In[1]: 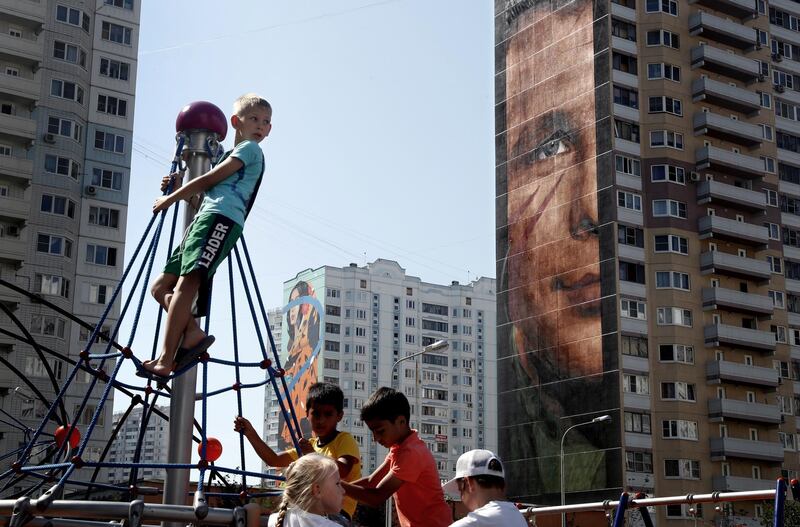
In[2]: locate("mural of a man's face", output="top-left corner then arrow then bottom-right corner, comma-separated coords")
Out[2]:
502,0 -> 602,380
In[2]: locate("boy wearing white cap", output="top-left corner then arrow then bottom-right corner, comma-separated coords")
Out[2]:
442,450 -> 528,526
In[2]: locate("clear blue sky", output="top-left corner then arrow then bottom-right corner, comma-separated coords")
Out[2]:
117,0 -> 494,475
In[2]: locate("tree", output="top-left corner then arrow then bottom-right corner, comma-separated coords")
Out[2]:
759,500 -> 800,526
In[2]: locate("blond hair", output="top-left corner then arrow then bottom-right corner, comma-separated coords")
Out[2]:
274,454 -> 338,527
233,93 -> 271,116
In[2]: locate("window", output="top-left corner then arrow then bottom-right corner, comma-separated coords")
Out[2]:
44,155 -> 80,180
88,284 -> 108,305
624,411 -> 651,434
422,303 -> 448,316
612,52 -> 638,74
646,29 -> 679,48
762,124 -> 774,141
56,5 -> 90,31
770,290 -> 786,309
766,189 -> 779,206
619,261 -> 646,284
626,451 -> 653,473
780,432 -> 797,451
617,190 -> 642,211
613,85 -> 639,109
104,0 -> 133,9
37,234 -> 72,257
621,335 -> 648,357
53,41 -> 86,68
648,96 -> 682,116
624,374 -> 649,394
34,274 -> 70,298
94,131 -> 125,153
774,69 -> 796,90
778,131 -> 800,153
324,340 -> 340,352
422,319 -> 448,332
97,95 -> 127,117
40,195 -> 76,219
612,18 -> 637,41
657,307 -> 692,327
47,117 -> 82,142
647,63 -> 680,82
649,130 -> 683,149
662,419 -> 698,440
324,358 -> 340,370
615,154 -> 641,177
101,21 -> 132,45
614,119 -> 640,143
621,298 -> 647,319
655,271 -> 689,290
50,79 -> 84,104
661,381 -> 696,401
659,344 -> 694,364
772,324 -> 788,343
88,206 -> 120,228
99,57 -> 130,81
766,222 -> 780,240
664,459 -> 700,479
618,225 -> 644,247
646,0 -> 677,15
650,164 -> 685,184
767,255 -> 783,274
653,234 -> 688,254
652,199 -> 687,218
31,314 -> 66,338
85,244 -> 118,266
92,168 -> 123,190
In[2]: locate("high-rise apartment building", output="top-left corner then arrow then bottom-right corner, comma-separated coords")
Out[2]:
261,307 -> 282,477
107,405 -> 169,483
263,259 -> 496,484
496,0 -> 800,523
0,0 -> 139,488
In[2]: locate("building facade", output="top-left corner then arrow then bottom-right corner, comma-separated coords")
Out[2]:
263,259 -> 497,484
107,405 -> 169,483
0,0 -> 139,490
496,0 -> 800,523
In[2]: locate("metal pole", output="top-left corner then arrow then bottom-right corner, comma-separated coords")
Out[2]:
163,130 -> 213,527
560,415 -> 611,527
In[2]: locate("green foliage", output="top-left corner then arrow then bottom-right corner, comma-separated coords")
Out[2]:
759,500 -> 800,527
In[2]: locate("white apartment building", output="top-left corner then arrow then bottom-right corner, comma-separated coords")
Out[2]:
107,405 -> 169,483
263,259 -> 497,483
0,0 -> 140,489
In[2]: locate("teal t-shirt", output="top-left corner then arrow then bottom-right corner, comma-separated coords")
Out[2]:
198,139 -> 264,226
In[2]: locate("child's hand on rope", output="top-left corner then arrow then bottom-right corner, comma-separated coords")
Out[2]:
153,195 -> 174,214
160,171 -> 182,193
233,416 -> 255,437
298,437 -> 314,454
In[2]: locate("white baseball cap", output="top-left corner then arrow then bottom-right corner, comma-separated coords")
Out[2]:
442,449 -> 505,496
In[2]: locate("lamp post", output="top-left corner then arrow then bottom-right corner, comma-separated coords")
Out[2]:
560,414 -> 611,527
385,339 -> 448,527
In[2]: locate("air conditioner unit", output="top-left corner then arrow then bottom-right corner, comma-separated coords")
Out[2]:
5,225 -> 19,237
758,74 -> 766,82
776,85 -> 786,93
773,52 -> 783,62
85,185 -> 97,196
690,171 -> 700,182
43,133 -> 55,144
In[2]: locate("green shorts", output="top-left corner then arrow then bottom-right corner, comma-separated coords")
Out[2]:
164,212 -> 242,280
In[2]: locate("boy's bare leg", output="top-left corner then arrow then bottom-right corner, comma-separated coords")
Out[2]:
144,271 -> 203,376
149,273 -> 207,351
243,503 -> 263,527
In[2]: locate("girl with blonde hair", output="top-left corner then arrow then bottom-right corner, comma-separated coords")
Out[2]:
268,454 -> 345,527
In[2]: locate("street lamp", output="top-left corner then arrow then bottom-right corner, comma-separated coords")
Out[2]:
560,414 -> 611,527
386,339 -> 448,527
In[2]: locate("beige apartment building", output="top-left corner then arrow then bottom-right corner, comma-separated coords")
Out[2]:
496,0 -> 800,524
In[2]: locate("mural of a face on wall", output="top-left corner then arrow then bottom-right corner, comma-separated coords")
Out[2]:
497,0 -> 618,501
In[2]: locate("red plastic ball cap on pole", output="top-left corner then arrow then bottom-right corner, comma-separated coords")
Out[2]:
54,425 -> 80,449
175,101 -> 228,140
198,437 -> 223,462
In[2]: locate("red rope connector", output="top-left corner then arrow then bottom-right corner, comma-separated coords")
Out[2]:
144,385 -> 153,396
275,368 -> 285,377
11,462 -> 22,474
232,382 -> 241,392
129,485 -> 138,497
121,347 -> 133,359
259,359 -> 272,369
79,349 -> 89,360
239,490 -> 248,502
70,455 -> 84,469
96,368 -> 109,382
200,352 -> 210,363
197,459 -> 209,470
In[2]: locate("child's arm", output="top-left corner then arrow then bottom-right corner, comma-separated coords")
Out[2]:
233,416 -> 294,468
153,156 -> 244,213
350,456 -> 390,487
335,455 -> 358,479
341,469 -> 404,508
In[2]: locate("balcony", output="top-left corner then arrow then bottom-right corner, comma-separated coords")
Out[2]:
700,251 -> 771,281
0,33 -> 42,67
704,323 -> 776,352
706,359 -> 780,387
692,77 -> 761,114
0,114 -> 35,141
0,73 -> 39,104
696,180 -> 766,211
0,0 -> 45,23
708,398 -> 781,424
689,0 -> 758,19
713,476 -> 780,492
689,12 -> 758,49
702,287 -> 773,316
691,45 -> 761,82
693,112 -> 763,147
710,437 -> 784,461
0,236 -> 25,266
0,156 -> 32,184
0,196 -> 29,222
698,215 -> 769,246
696,146 -> 765,178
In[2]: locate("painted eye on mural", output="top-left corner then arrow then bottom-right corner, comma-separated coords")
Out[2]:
535,131 -> 572,161
571,217 -> 599,241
